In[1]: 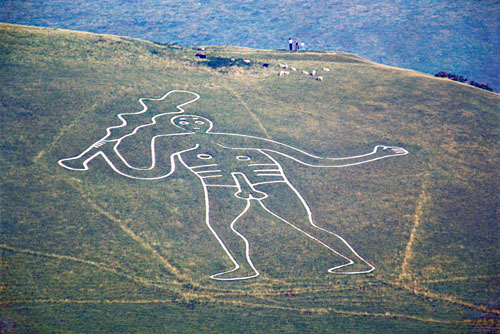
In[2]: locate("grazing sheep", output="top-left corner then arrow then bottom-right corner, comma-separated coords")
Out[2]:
302,70 -> 309,75
316,76 -> 323,81
290,67 -> 297,71
322,67 -> 330,72
278,71 -> 290,76
243,59 -> 251,63
310,70 -> 316,76
279,63 -> 289,69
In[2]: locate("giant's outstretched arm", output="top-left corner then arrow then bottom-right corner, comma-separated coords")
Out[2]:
216,133 -> 408,167
58,138 -> 198,180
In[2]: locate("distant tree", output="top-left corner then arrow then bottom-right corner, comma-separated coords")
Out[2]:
435,72 -> 493,92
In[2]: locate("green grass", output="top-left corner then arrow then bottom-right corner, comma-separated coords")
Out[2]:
1,23 -> 499,333
2,0 -> 499,91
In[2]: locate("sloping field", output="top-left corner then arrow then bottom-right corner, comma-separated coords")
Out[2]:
1,24 -> 499,333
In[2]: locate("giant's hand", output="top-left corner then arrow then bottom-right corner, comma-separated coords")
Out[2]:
374,145 -> 408,157
58,140 -> 111,171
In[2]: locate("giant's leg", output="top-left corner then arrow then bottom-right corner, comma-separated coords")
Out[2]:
204,186 -> 260,280
256,182 -> 375,274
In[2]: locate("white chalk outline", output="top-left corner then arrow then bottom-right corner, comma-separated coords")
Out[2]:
58,90 -> 200,172
58,90 -> 408,281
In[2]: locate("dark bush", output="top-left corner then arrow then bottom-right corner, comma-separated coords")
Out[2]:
469,80 -> 493,91
200,57 -> 253,70
435,72 -> 493,92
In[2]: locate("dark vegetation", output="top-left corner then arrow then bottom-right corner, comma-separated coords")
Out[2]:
435,72 -> 494,92
203,56 -> 252,69
468,80 -> 494,92
1,24 -> 499,333
194,52 -> 268,71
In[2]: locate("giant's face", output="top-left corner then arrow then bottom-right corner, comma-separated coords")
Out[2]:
171,115 -> 213,133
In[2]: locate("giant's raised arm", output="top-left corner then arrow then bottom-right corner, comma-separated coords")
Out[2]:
215,133 -> 408,167
101,90 -> 200,142
58,136 -> 198,180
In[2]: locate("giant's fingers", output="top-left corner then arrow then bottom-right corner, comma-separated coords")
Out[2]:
391,148 -> 408,155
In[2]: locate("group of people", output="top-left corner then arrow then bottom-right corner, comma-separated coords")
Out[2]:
288,37 -> 305,51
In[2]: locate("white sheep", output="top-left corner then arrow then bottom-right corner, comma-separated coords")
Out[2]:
243,59 -> 251,63
278,63 -> 289,69
310,70 -> 316,76
302,70 -> 309,75
278,71 -> 290,76
290,67 -> 297,71
316,76 -> 323,81
322,67 -> 330,72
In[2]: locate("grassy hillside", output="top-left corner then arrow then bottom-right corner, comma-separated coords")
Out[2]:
2,0 -> 499,92
1,24 -> 499,333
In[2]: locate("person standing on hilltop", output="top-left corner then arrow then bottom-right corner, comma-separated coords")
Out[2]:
288,37 -> 293,51
300,41 -> 305,51
295,41 -> 299,52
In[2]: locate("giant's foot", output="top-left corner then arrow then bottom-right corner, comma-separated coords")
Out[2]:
210,266 -> 259,281
328,260 -> 375,275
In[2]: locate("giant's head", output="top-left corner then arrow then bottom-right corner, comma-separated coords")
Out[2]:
171,115 -> 213,133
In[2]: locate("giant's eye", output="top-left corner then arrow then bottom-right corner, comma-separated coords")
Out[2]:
179,121 -> 189,125
195,121 -> 205,125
